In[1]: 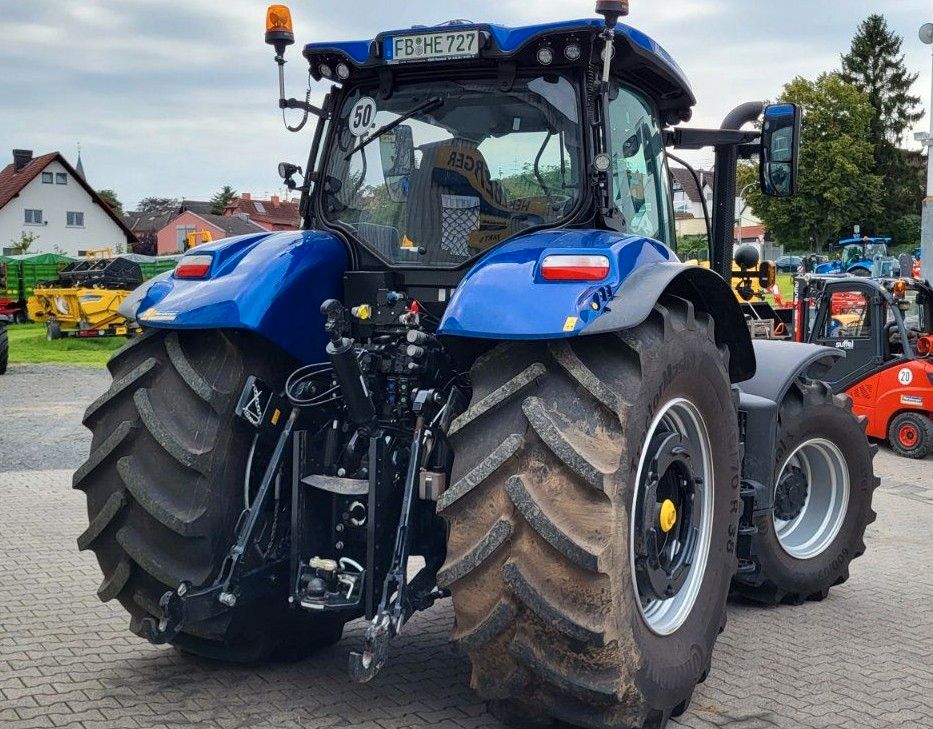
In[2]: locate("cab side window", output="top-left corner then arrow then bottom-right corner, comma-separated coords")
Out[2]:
607,86 -> 672,245
823,291 -> 872,339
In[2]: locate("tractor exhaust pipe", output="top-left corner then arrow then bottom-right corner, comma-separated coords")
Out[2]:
710,102 -> 764,282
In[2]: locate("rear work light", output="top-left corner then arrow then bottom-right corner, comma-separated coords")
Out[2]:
541,254 -> 611,281
175,254 -> 213,279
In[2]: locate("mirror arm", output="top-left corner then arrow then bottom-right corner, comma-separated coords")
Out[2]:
666,127 -> 760,150
280,98 -> 329,119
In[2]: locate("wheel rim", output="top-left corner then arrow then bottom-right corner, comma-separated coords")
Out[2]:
898,424 -> 919,449
631,398 -> 714,636
773,439 -> 849,560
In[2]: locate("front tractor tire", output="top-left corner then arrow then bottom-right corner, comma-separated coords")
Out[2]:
732,382 -> 878,605
439,298 -> 741,728
75,328 -> 345,661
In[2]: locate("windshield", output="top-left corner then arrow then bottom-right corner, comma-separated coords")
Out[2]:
889,288 -> 931,333
321,75 -> 584,267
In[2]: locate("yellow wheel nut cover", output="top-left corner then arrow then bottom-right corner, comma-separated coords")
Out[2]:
659,499 -> 677,533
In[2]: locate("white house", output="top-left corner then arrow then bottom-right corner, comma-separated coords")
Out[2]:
0,149 -> 135,257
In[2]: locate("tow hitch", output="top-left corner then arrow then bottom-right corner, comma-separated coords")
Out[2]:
349,389 -> 448,682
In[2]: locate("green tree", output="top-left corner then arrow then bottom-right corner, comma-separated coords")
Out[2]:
97,189 -> 123,215
841,14 -> 922,146
210,185 -> 238,214
11,231 -> 39,254
841,14 -> 924,227
136,197 -> 178,215
741,73 -> 882,252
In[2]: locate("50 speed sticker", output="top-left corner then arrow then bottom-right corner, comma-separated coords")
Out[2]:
348,97 -> 377,137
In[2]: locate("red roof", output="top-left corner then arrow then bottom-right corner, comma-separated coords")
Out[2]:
224,193 -> 299,230
735,224 -> 766,240
0,152 -> 136,243
0,152 -> 58,210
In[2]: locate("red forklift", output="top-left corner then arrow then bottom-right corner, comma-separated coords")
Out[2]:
793,274 -> 933,458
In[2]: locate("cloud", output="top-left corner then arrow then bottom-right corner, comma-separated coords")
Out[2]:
1,0 -> 929,207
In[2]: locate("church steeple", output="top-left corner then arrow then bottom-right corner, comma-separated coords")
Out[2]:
75,142 -> 85,180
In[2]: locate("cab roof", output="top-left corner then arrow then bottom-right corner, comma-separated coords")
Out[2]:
304,18 -> 695,125
838,237 -> 892,246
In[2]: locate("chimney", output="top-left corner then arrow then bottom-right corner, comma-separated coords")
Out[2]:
271,195 -> 280,208
241,192 -> 251,201
12,149 -> 33,172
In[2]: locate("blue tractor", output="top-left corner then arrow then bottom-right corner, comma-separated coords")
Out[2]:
816,236 -> 901,277
78,3 -> 878,726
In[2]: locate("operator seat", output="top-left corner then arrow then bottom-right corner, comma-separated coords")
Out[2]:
404,139 -> 515,264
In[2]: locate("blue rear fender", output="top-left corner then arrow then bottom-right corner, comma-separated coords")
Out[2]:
438,229 -> 755,381
134,230 -> 347,364
438,229 -> 675,338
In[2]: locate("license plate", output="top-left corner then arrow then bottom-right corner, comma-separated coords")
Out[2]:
386,30 -> 479,64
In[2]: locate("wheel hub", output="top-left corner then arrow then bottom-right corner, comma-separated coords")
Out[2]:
634,431 -> 700,603
774,466 -> 809,521
898,424 -> 919,448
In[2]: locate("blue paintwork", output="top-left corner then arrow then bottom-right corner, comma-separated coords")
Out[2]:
837,237 -> 891,246
438,229 -> 676,339
305,19 -> 691,101
135,231 -> 347,364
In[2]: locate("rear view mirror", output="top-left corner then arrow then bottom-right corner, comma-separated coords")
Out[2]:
760,103 -> 801,198
380,124 -> 415,203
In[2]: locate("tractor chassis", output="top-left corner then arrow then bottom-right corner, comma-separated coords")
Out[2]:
141,375 -> 450,681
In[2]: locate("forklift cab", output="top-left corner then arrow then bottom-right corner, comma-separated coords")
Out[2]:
803,276 -> 933,390
809,279 -> 884,389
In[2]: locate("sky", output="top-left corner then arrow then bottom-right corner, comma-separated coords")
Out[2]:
1,0 -> 930,210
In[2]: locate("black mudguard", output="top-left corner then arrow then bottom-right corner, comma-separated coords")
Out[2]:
737,340 -> 844,497
586,263 -> 756,383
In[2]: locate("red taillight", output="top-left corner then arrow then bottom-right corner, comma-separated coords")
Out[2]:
541,254 -> 610,281
175,254 -> 213,279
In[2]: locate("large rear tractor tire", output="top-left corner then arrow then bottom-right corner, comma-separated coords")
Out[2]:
439,298 -> 741,728
0,324 -> 8,375
75,328 -> 346,661
732,382 -> 878,605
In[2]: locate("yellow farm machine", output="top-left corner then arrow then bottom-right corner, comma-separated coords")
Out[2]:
28,257 -> 146,340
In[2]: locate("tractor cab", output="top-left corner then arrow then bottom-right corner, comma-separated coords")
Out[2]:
267,3 -> 798,304
795,274 -> 933,389
290,15 -> 693,278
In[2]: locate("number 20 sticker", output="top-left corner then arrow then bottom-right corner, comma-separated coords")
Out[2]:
898,368 -> 913,386
348,97 -> 377,137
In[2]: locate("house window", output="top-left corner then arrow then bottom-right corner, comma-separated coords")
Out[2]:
66,211 -> 85,227
56,172 -> 68,185
176,225 -> 197,252
24,209 -> 43,225
41,172 -> 53,184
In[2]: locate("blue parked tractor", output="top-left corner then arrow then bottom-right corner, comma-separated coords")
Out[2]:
816,236 -> 901,277
77,3 -> 878,726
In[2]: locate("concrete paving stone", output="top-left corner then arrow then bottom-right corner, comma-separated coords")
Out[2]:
1,418 -> 932,729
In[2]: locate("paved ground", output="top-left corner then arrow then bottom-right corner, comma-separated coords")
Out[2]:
0,364 -> 105,473
1,363 -> 932,728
